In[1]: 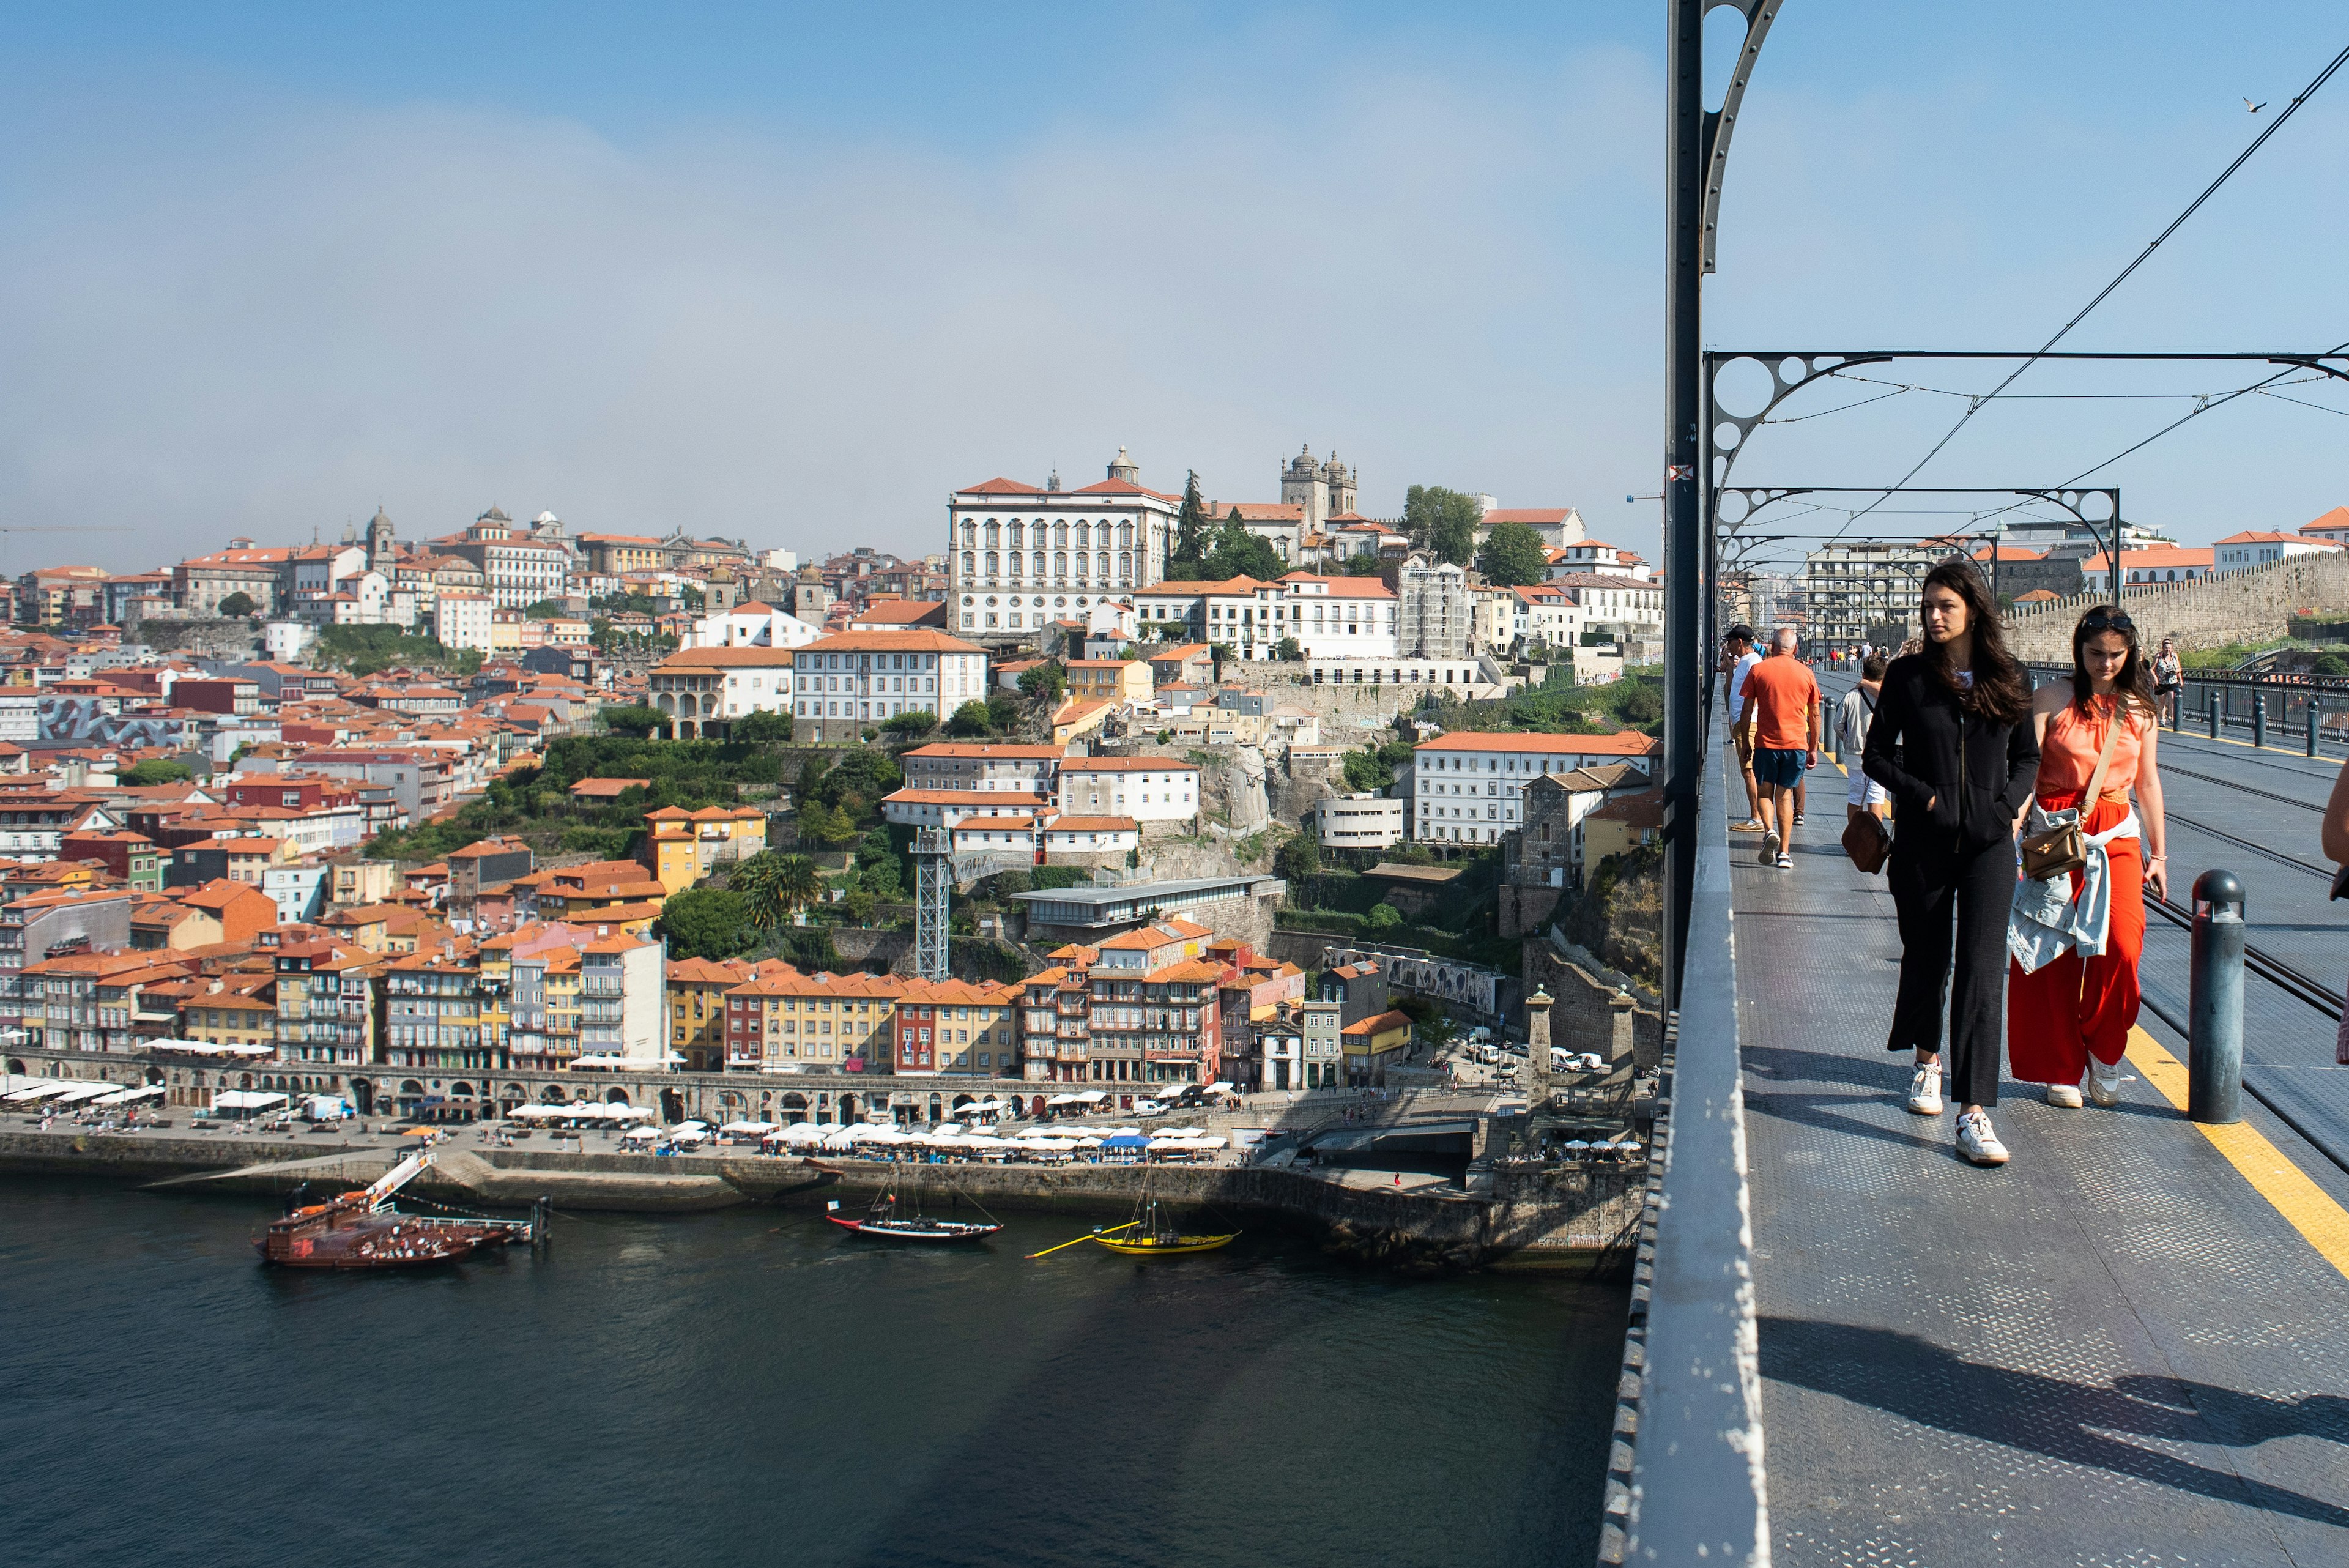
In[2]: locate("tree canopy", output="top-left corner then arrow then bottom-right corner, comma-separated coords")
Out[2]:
658,888 -> 757,960
120,757 -> 194,786
1405,485 -> 1483,566
1175,469 -> 1209,564
1475,521 -> 1549,587
217,592 -> 256,619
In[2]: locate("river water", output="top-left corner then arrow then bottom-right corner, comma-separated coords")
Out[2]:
0,1181 -> 1623,1568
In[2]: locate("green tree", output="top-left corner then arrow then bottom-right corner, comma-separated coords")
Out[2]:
2315,653 -> 2349,676
1017,660 -> 1067,701
946,700 -> 994,737
217,592 -> 256,619
1174,469 -> 1210,565
1404,485 -> 1483,565
730,708 -> 793,748
1342,748 -> 1394,793
600,704 -> 666,737
841,888 -> 878,926
657,888 -> 756,960
1367,902 -> 1403,930
119,757 -> 195,785
1206,516 -> 1283,582
1343,549 -> 1384,575
737,852 -> 823,929
521,598 -> 566,618
880,708 -> 937,739
1475,521 -> 1549,587
1275,827 -> 1321,883
1272,636 -> 1302,661
795,800 -> 859,849
984,690 -> 1021,732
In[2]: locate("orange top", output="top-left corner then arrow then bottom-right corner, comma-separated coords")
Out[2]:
1742,655 -> 1820,751
2036,694 -> 2149,807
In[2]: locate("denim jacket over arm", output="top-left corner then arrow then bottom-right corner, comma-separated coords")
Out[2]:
1861,653 -> 2039,851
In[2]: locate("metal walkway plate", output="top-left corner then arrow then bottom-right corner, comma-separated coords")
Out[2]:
1732,748 -> 2349,1567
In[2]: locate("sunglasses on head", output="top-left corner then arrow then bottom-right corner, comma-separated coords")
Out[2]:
2080,609 -> 2135,634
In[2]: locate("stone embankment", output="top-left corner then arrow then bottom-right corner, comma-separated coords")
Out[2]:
1,1128 -> 1638,1273
2003,550 -> 2349,661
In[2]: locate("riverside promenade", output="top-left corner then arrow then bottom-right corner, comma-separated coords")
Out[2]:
1614,737 -> 2349,1565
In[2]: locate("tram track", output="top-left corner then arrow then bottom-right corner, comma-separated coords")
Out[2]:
2161,808 -> 2334,880
2144,893 -> 2341,1020
2156,762 -> 2325,813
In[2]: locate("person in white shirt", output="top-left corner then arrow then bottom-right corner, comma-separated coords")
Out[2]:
1724,624 -> 1764,830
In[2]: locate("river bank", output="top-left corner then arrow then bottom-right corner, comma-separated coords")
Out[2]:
0,1125 -> 1641,1274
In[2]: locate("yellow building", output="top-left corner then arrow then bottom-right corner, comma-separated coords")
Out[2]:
179,975 -> 281,1051
642,805 -> 770,894
666,955 -> 784,1072
1582,788 -> 1664,866
722,968 -> 902,1071
1063,659 -> 1152,708
1340,1008 -> 1412,1087
1051,699 -> 1112,746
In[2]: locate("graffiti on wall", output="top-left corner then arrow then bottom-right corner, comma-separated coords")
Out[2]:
37,696 -> 190,749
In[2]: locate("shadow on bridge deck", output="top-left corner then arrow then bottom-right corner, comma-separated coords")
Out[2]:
1735,740 -> 2349,1565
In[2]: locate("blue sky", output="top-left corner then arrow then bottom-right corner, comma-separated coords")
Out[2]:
2,3 -> 2344,573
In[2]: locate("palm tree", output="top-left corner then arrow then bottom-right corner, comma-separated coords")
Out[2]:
773,854 -> 823,927
737,852 -> 822,931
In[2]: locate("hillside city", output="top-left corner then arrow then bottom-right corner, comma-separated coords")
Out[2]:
6,444 -> 2342,1128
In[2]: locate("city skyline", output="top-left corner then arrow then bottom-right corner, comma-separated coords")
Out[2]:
4,4 -> 2347,573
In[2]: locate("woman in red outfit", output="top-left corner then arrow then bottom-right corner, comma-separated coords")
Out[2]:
2009,606 -> 2168,1106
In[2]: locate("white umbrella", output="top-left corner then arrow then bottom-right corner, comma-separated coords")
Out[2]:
933,1123 -> 965,1136
672,1121 -> 710,1135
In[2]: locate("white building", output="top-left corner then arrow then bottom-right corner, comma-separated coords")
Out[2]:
898,743 -> 1063,797
949,450 -> 1182,642
1411,731 -> 1659,845
650,645 -> 799,738
434,593 -> 495,653
687,602 -> 823,651
1510,587 -> 1586,651
263,622 -> 316,662
1804,540 -> 1950,648
1132,573 -> 1397,661
881,790 -> 1056,830
579,935 -> 667,1069
261,862 -> 330,924
1055,757 -> 1201,823
1317,793 -> 1405,850
1546,573 -> 1664,637
1397,554 -> 1471,659
792,630 -> 990,745
1545,540 -> 1652,581
2082,546 -> 2217,593
1474,507 -> 1586,550
2213,531 -> 2339,571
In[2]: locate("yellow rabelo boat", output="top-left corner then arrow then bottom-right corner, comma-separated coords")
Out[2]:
1029,1194 -> 1237,1259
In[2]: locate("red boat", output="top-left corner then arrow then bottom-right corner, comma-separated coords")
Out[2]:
256,1151 -> 536,1269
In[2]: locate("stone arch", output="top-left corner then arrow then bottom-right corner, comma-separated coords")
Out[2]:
659,1088 -> 684,1123
5,1058 -> 24,1076
838,1093 -> 858,1123
239,1074 -> 255,1090
352,1080 -> 376,1115
540,1084 -> 570,1103
928,1093 -> 944,1123
604,1088 -> 630,1106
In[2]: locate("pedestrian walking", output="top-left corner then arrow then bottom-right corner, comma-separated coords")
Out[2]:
1862,559 -> 2039,1166
1724,625 -> 1765,831
1739,628 -> 1822,870
1838,653 -> 1892,825
2151,637 -> 2182,726
2007,606 -> 2167,1106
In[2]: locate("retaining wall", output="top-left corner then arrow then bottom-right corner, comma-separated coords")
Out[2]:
2003,552 -> 2349,661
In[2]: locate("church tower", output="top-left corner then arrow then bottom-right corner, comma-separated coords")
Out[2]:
1107,446 -> 1140,485
1321,451 -> 1358,516
366,507 -> 398,572
1280,445 -> 1330,530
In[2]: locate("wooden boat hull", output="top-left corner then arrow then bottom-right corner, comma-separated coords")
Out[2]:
1092,1232 -> 1239,1255
828,1214 -> 1000,1242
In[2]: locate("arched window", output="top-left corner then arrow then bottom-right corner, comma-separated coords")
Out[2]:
1008,552 -> 1023,578
1118,521 -> 1133,549
1033,551 -> 1046,578
984,552 -> 998,578
984,520 -> 1000,548
1073,553 -> 1088,580
1096,552 -> 1110,579
960,520 -> 975,548
961,552 -> 975,578
1053,521 -> 1068,548
1053,552 -> 1067,579
1118,552 -> 1132,581
1008,520 -> 1024,548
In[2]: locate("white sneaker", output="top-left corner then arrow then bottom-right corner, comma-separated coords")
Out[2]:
1906,1062 -> 1944,1116
1956,1110 -> 2009,1165
2087,1057 -> 2126,1107
1762,830 -> 1781,857
2046,1080 -> 2084,1109
1775,852 -> 1793,871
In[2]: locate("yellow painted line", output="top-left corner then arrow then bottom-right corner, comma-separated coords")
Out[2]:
2123,1025 -> 2349,1282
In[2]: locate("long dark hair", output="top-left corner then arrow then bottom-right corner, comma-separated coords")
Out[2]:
2069,604 -> 2158,720
1920,557 -> 2030,723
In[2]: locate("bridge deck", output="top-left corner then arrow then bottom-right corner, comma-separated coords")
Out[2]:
1735,742 -> 2349,1566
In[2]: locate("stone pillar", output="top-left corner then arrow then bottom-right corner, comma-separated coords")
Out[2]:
1524,986 -> 1553,1113
1609,989 -> 1636,1065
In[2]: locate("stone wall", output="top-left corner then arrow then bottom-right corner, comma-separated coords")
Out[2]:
1521,943 -> 1664,1071
2003,552 -> 2349,661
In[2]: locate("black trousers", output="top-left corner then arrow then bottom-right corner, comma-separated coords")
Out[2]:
1884,829 -> 2014,1108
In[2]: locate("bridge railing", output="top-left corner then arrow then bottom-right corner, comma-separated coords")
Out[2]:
1602,746 -> 1767,1564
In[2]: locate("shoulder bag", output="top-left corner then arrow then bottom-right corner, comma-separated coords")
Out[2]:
1839,689 -> 1889,874
2018,707 -> 2123,882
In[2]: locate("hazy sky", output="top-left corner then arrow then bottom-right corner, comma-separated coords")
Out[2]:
3,2 -> 2345,576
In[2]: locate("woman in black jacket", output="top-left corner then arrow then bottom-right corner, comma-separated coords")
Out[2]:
1861,559 -> 2039,1166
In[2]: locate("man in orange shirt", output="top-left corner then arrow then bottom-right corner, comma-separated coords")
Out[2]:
1737,627 -> 1821,869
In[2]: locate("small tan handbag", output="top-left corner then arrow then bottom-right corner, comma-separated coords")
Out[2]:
2019,709 -> 2123,881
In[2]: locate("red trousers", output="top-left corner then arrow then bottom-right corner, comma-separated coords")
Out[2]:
2009,795 -> 2142,1082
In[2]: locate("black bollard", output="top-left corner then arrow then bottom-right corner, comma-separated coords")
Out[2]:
1822,696 -> 1836,763
2309,703 -> 2321,759
2208,696 -> 2221,740
2188,869 -> 2245,1126
2252,694 -> 2266,750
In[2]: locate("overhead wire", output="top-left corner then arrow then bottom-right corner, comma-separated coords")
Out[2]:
1823,36 -> 2349,538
